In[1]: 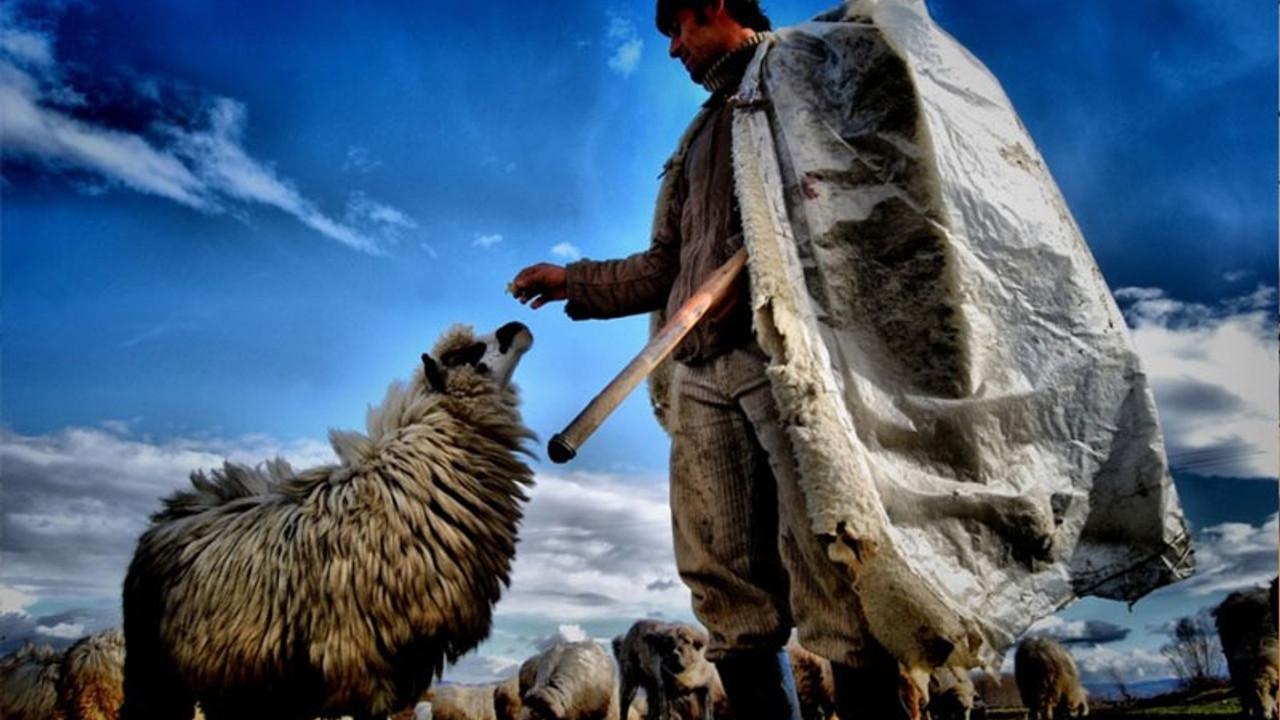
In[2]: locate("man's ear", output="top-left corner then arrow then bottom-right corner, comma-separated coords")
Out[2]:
422,353 -> 446,393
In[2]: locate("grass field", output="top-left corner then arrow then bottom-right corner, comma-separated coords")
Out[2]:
987,686 -> 1242,718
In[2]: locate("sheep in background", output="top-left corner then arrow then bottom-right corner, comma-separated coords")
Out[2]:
925,667 -> 976,720
785,642 -> 835,720
121,322 -> 536,720
1014,637 -> 1088,719
425,683 -> 504,720
614,620 -> 714,720
495,673 -> 523,720
1214,581 -> 1279,720
0,642 -> 65,720
58,628 -> 126,720
519,641 -> 617,720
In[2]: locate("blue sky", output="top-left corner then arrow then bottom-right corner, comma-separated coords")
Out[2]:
1,0 -> 1276,692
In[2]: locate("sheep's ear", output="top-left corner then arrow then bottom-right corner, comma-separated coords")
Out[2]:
422,353 -> 446,393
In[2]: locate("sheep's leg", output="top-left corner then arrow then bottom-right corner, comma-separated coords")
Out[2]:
618,679 -> 637,720
644,658 -> 667,720
696,686 -> 713,720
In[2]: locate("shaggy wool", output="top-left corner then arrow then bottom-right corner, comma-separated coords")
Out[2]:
122,323 -> 535,720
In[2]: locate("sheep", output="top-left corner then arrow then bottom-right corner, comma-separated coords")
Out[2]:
58,628 -> 126,720
494,673 -> 524,720
0,641 -> 65,720
425,682 -> 504,720
785,642 -> 835,720
518,641 -> 617,720
121,321 -> 537,720
925,667 -> 976,720
1013,637 -> 1088,720
614,620 -> 714,720
1214,581 -> 1279,720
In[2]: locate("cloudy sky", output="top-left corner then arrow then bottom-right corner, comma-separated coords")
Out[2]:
2,0 -> 1276,692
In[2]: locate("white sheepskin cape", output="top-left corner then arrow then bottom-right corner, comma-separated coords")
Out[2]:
652,0 -> 1195,672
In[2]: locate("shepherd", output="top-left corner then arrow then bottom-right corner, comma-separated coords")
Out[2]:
511,2 -> 1194,718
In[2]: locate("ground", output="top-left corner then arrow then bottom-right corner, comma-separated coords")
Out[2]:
987,685 -> 1242,718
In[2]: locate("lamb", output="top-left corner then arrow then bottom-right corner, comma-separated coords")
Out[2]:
58,628 -> 126,720
1013,637 -> 1088,720
614,620 -> 715,720
519,641 -> 617,720
1214,580 -> 1279,720
0,641 -> 64,720
121,321 -> 537,720
925,667 -> 976,720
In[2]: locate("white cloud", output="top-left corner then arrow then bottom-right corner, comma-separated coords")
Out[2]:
343,146 -> 383,174
1071,644 -> 1177,686
551,242 -> 582,261
38,622 -> 86,640
0,586 -> 36,614
607,14 -> 643,76
1117,286 -> 1278,478
501,472 -> 688,622
1173,513 -> 1278,597
474,233 -> 504,249
0,425 -> 334,606
0,427 -> 686,661
0,9 -> 412,254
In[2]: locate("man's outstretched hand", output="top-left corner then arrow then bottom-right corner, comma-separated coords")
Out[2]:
509,263 -> 568,310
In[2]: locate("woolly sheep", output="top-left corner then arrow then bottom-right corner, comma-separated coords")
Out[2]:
58,628 -> 126,720
519,641 -> 617,720
614,619 -> 714,720
1214,581 -> 1279,720
1013,637 -> 1087,720
121,322 -> 536,720
425,682 -> 504,720
494,672 -> 523,720
0,642 -> 64,720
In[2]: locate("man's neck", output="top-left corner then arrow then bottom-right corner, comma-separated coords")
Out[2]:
700,31 -> 768,94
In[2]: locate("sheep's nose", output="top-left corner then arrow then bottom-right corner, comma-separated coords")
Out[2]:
496,321 -> 532,353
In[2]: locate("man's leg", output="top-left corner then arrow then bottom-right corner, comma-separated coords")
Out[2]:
728,347 -> 912,720
668,357 -> 800,720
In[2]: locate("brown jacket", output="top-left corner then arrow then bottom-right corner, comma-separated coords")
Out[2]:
563,43 -> 760,364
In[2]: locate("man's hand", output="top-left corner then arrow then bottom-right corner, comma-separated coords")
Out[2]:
509,263 -> 568,310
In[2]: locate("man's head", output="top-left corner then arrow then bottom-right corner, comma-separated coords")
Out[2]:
656,0 -> 771,83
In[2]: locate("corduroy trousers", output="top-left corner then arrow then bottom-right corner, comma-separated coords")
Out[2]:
668,343 -> 880,666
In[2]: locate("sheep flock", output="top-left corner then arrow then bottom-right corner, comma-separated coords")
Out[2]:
4,319 -> 1275,720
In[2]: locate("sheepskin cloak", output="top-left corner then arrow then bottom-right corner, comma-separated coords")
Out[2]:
650,0 -> 1194,671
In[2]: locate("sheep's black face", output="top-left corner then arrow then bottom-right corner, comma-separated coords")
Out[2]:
422,321 -> 533,393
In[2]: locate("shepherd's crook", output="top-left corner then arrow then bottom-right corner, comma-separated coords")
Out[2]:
548,247 -> 748,463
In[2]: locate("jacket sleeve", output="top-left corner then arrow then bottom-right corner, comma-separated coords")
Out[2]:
563,191 -> 682,321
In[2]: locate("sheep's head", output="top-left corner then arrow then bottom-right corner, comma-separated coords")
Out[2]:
651,624 -> 708,676
422,321 -> 533,396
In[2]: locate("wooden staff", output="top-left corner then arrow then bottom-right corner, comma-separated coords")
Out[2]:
548,247 -> 748,463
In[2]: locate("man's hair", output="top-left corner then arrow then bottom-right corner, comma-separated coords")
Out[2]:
655,0 -> 772,35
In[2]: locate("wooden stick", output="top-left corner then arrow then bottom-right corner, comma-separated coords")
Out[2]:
548,247 -> 748,463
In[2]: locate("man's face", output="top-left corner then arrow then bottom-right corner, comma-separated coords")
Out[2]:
666,6 -> 734,82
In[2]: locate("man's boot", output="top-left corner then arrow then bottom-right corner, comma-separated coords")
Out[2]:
831,658 -> 913,720
714,650 -> 803,720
